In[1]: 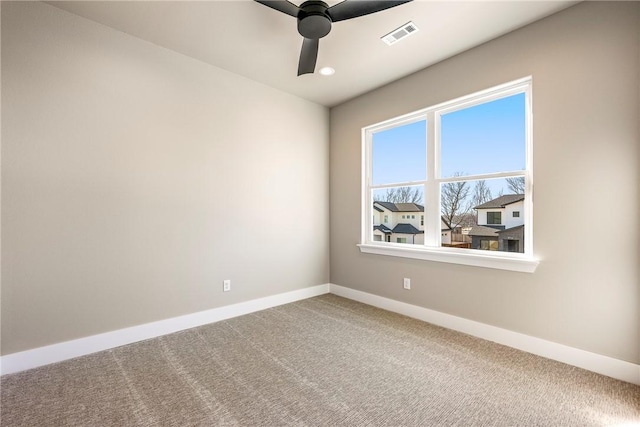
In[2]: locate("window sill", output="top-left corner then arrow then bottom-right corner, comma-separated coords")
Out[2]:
357,243 -> 539,273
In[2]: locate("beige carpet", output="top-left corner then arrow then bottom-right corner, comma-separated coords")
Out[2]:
1,294 -> 639,426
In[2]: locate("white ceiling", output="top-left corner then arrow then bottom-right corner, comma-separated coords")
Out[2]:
48,0 -> 577,107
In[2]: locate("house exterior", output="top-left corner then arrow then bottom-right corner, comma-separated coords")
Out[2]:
373,201 -> 452,245
468,194 -> 525,252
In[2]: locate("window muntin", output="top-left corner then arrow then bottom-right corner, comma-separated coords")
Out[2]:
362,78 -> 534,271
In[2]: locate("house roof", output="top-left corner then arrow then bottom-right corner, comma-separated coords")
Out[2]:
374,201 -> 424,213
374,201 -> 452,231
474,194 -> 524,210
392,223 -> 423,234
497,225 -> 525,234
440,217 -> 452,230
467,225 -> 500,237
374,224 -> 392,234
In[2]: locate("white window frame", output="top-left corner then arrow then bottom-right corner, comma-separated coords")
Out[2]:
359,77 -> 539,273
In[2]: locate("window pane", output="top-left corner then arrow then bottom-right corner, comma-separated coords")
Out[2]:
372,120 -> 426,185
372,186 -> 424,245
487,212 -> 502,224
440,93 -> 526,178
440,178 -> 525,253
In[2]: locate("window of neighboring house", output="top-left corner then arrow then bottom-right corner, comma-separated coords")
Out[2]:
384,215 -> 388,223
513,211 -> 520,217
506,240 -> 519,252
480,240 -> 499,251
360,77 -> 537,273
411,215 -> 415,219
374,235 -> 382,241
487,212 -> 502,225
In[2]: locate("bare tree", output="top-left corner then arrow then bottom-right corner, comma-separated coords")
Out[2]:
471,180 -> 492,224
374,187 -> 422,204
441,177 -> 470,229
505,176 -> 525,194
472,180 -> 493,206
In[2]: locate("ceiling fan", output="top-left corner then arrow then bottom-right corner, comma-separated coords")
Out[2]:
255,0 -> 413,76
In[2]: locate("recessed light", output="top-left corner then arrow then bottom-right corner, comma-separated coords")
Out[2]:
319,67 -> 335,76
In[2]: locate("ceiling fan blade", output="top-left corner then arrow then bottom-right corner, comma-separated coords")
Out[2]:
298,38 -> 319,76
254,0 -> 300,18
327,0 -> 412,22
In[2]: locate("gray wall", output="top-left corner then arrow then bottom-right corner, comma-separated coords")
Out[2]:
330,2 -> 640,364
1,2 -> 329,355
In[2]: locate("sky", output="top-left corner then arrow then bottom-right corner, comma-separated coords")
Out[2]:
372,93 -> 526,198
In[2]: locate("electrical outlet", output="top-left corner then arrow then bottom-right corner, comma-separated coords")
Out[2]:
223,279 -> 231,292
403,278 -> 411,290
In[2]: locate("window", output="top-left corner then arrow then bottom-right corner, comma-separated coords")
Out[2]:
360,77 -> 537,273
384,215 -> 388,223
487,212 -> 502,225
480,240 -> 499,251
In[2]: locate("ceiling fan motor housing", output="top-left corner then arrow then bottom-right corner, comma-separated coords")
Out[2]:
297,1 -> 332,39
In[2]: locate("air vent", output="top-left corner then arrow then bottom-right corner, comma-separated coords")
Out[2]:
381,21 -> 419,46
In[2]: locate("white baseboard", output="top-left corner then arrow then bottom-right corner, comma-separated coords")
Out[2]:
1,284 -> 331,375
329,284 -> 640,386
4,282 -> 638,386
